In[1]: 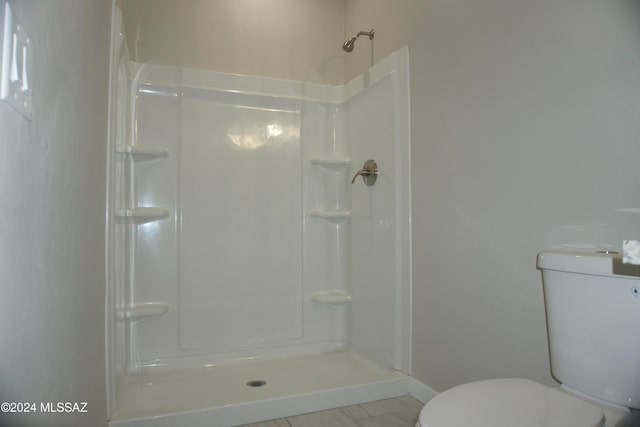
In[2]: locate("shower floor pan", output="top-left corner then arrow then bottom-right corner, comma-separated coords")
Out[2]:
109,350 -> 410,427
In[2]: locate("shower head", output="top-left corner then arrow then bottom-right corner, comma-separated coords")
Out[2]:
342,36 -> 358,52
342,29 -> 375,53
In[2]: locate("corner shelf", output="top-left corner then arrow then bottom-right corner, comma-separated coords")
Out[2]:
311,291 -> 352,306
117,302 -> 170,321
310,209 -> 351,223
117,146 -> 169,162
116,207 -> 170,224
310,157 -> 350,171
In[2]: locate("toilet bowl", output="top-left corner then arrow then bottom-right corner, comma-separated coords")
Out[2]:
415,378 -> 631,427
415,250 -> 640,427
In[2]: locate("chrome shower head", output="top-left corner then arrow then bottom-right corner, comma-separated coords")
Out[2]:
342,29 -> 375,53
342,36 -> 357,52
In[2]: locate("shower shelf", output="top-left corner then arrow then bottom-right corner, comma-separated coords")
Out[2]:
311,291 -> 352,306
117,302 -> 170,321
310,209 -> 351,222
116,207 -> 170,224
117,145 -> 169,162
310,157 -> 351,170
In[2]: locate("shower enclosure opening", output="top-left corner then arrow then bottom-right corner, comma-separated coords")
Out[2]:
106,4 -> 412,427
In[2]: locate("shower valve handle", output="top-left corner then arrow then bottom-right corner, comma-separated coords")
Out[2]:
350,168 -> 373,183
351,159 -> 378,186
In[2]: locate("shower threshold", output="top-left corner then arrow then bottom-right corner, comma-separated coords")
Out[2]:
109,350 -> 411,427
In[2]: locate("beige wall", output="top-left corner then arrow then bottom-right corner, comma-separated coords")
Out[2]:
408,0 -> 640,392
0,0 -> 110,425
124,0 -> 345,85
343,0 -> 410,81
123,0 -> 407,85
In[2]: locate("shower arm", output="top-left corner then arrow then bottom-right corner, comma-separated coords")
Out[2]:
355,30 -> 375,40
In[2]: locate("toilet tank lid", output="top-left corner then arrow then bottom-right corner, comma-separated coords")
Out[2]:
537,250 -> 621,277
419,378 -> 604,427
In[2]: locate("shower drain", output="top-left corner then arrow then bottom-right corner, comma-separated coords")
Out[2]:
246,380 -> 267,388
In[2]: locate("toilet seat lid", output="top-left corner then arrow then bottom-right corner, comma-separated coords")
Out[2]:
419,378 -> 604,427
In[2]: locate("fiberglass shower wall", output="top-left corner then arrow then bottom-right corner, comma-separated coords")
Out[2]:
115,66 -> 350,370
110,48 -> 410,374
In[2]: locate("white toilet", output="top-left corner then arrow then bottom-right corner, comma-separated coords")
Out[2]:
416,250 -> 640,427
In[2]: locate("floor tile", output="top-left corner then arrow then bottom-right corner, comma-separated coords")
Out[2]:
396,395 -> 425,411
358,398 -> 408,417
235,396 -> 424,427
341,404 -> 370,420
239,420 -> 291,427
287,408 -> 360,427
360,410 -> 419,427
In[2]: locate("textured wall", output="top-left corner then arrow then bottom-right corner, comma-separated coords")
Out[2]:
0,1 -> 110,425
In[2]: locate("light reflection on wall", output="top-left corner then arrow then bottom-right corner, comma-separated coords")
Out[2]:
226,121 -> 299,151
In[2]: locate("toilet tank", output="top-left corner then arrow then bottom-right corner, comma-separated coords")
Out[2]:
537,250 -> 640,409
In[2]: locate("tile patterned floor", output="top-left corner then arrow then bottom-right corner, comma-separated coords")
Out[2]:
236,395 -> 423,427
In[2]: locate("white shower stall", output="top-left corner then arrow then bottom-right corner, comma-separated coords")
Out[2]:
106,10 -> 414,426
